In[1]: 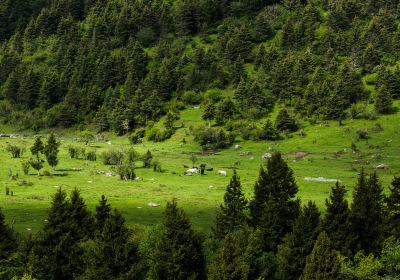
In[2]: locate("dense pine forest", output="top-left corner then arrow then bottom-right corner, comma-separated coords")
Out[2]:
2,0 -> 400,279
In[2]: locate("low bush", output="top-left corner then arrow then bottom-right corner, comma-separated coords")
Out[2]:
102,149 -> 124,165
147,127 -> 174,142
7,144 -> 24,158
193,126 -> 235,150
68,146 -> 86,159
85,151 -> 97,161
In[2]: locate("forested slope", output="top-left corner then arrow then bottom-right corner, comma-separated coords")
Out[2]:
1,0 -> 399,134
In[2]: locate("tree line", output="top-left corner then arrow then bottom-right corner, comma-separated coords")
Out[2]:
1,152 -> 400,279
0,0 -> 399,134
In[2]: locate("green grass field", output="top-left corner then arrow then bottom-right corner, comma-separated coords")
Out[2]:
1,101 -> 399,234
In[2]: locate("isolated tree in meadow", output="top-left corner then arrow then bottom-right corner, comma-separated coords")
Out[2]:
385,177 -> 400,239
213,170 -> 248,240
323,182 -> 352,257
81,209 -> 140,280
95,195 -> 111,230
142,150 -> 153,168
249,153 -> 300,252
202,102 -> 216,127
44,133 -> 60,170
302,232 -> 341,280
30,137 -> 44,176
350,170 -> 385,255
276,201 -> 321,280
149,200 -> 206,280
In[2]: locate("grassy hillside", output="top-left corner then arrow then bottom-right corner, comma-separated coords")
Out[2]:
1,100 -> 399,233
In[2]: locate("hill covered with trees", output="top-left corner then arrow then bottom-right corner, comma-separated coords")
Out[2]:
1,0 -> 400,134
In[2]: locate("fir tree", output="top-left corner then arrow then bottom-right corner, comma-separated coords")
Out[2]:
30,137 -> 44,176
213,170 -> 248,240
149,200 -> 206,280
375,85 -> 393,114
142,150 -> 153,168
259,119 -> 280,141
95,195 -> 111,230
275,108 -> 298,132
0,207 -> 17,263
276,201 -> 321,280
249,152 -> 300,252
323,182 -> 352,257
350,170 -> 385,255
81,209 -> 140,280
385,177 -> 400,239
44,133 -> 60,170
302,232 -> 341,280
202,102 -> 216,127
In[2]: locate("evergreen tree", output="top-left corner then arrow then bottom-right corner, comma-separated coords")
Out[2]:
81,209 -> 140,280
142,150 -> 153,168
44,133 -> 60,170
275,108 -> 298,132
208,230 -> 250,280
213,170 -> 248,240
95,195 -> 111,230
0,207 -> 17,263
323,182 -> 352,257
249,152 -> 300,252
375,85 -> 393,114
350,170 -> 385,255
385,177 -> 400,239
30,137 -> 45,176
149,200 -> 206,280
259,119 -> 280,141
302,232 -> 341,280
202,102 -> 216,127
276,201 -> 321,280
30,189 -> 94,280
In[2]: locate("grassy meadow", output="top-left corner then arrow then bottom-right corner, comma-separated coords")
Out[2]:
1,101 -> 400,234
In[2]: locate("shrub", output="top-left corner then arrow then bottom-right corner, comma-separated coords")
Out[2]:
130,128 -> 145,144
357,128 -> 369,140
126,148 -> 138,164
85,151 -> 97,161
117,161 -> 136,180
17,180 -> 34,186
182,91 -> 203,105
193,126 -> 235,150
147,127 -> 174,142
43,170 -> 51,176
6,144 -> 24,158
102,149 -> 124,165
21,161 -> 30,175
152,159 -> 163,172
275,108 -> 299,132
68,146 -> 86,159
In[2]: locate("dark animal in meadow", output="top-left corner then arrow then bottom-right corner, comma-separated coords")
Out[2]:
206,168 -> 213,171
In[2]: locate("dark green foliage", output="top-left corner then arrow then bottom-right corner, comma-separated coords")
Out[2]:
95,195 -> 111,230
142,150 -> 153,168
258,119 -> 281,140
213,170 -> 248,240
193,126 -> 235,150
375,85 -> 393,114
6,144 -> 24,158
302,232 -> 341,280
275,108 -> 298,132
149,200 -> 206,280
323,182 -> 352,257
385,177 -> 400,239
116,160 -> 136,180
44,133 -> 60,170
0,207 -> 17,263
249,152 -> 300,252
30,137 -> 44,158
102,149 -> 124,165
350,170 -> 385,255
81,209 -> 140,280
208,229 -> 250,279
30,189 -> 95,280
276,201 -> 321,280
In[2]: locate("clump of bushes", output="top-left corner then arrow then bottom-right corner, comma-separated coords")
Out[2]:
21,161 -> 30,175
17,180 -> 34,186
129,128 -> 145,144
102,149 -> 124,165
68,146 -> 86,159
85,151 -> 97,161
192,126 -> 235,150
7,144 -> 24,158
357,128 -> 369,140
147,127 -> 174,142
116,161 -> 136,180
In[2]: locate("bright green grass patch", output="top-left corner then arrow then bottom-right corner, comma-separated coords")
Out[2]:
1,102 -> 400,234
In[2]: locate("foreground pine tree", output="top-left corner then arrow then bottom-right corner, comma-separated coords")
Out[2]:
323,182 -> 352,257
302,232 -> 341,280
95,195 -> 111,230
350,170 -> 385,254
385,177 -> 400,239
249,152 -> 300,251
0,207 -> 17,263
276,201 -> 321,280
149,200 -> 206,280
213,170 -> 247,240
81,209 -> 140,279
30,189 -> 94,280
